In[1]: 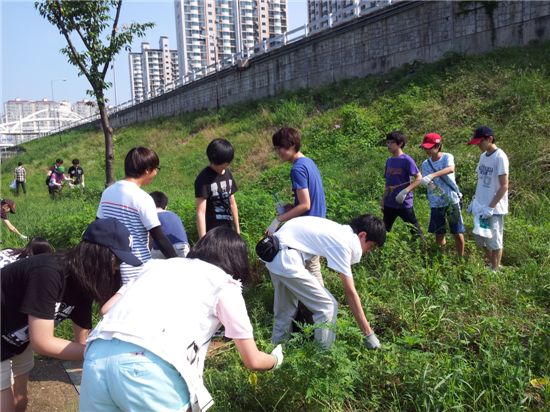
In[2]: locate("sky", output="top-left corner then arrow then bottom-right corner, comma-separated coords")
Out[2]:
0,0 -> 308,108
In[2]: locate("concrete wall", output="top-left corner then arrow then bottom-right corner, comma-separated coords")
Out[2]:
108,1 -> 550,129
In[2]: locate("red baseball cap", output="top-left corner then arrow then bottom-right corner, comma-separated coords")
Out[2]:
468,126 -> 493,145
420,133 -> 442,149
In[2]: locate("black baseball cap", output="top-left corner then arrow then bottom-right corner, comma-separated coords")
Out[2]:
468,126 -> 494,145
82,218 -> 142,266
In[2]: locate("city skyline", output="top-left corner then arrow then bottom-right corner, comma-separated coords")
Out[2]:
1,0 -> 307,110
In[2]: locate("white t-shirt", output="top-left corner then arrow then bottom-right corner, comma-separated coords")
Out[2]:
474,149 -> 509,215
88,258 -> 253,411
96,180 -> 160,283
270,216 -> 362,277
0,249 -> 18,269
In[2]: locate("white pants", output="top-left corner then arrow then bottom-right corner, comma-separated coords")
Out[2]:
268,248 -> 337,348
150,242 -> 189,259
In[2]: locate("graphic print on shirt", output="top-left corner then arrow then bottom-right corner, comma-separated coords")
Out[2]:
1,302 -> 75,347
211,179 -> 233,221
478,164 -> 494,188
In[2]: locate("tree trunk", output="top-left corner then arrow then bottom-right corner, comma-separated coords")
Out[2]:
96,91 -> 115,186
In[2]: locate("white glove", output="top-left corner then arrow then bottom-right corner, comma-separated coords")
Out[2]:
364,333 -> 381,349
81,182 -> 85,188
20,234 -> 28,240
481,206 -> 494,219
266,218 -> 280,235
395,189 -> 409,205
270,344 -> 283,369
420,174 -> 433,187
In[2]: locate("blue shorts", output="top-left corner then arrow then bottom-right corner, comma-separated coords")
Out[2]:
80,339 -> 190,412
428,204 -> 465,235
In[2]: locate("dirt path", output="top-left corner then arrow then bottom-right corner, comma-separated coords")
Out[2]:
27,359 -> 79,412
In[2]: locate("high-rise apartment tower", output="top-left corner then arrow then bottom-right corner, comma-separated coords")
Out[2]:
128,36 -> 179,103
174,0 -> 287,82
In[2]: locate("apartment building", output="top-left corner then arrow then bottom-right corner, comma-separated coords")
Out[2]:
72,100 -> 98,119
175,0 -> 287,82
128,36 -> 180,103
307,0 -> 391,32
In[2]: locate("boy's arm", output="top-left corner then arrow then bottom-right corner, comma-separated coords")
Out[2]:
426,165 -> 454,179
196,197 -> 207,239
229,194 -> 240,234
277,188 -> 310,222
339,274 -> 374,336
28,316 -> 85,360
406,172 -> 423,192
2,219 -> 23,237
489,174 -> 509,208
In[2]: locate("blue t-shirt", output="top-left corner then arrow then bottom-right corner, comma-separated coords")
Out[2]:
291,157 -> 326,218
383,154 -> 419,209
421,153 -> 461,208
152,210 -> 189,250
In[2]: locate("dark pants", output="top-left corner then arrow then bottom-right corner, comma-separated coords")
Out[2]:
15,181 -> 26,195
383,206 -> 423,238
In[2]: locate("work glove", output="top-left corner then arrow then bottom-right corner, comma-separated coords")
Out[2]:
481,206 -> 494,220
20,234 -> 28,240
81,182 -> 85,188
364,333 -> 381,349
266,218 -> 281,236
270,344 -> 284,369
420,174 -> 433,187
395,189 -> 409,205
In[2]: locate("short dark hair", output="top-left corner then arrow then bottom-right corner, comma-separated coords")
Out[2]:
386,131 -> 407,148
9,237 -> 54,260
56,158 -> 63,164
349,214 -> 387,247
187,226 -> 250,283
206,139 -> 234,165
150,191 -> 168,209
272,127 -> 301,152
18,162 -> 23,166
124,147 -> 160,178
72,159 -> 80,165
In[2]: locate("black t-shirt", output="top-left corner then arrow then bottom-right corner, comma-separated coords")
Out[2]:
1,254 -> 93,361
194,166 -> 237,231
68,166 -> 84,183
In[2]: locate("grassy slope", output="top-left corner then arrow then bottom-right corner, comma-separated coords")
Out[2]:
2,42 -> 550,410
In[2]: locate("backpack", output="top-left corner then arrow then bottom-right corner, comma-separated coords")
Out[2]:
45,174 -> 51,186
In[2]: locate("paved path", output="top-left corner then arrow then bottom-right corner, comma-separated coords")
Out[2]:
27,359 -> 82,412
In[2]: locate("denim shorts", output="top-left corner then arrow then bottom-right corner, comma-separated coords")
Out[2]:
428,204 -> 465,235
80,338 -> 190,412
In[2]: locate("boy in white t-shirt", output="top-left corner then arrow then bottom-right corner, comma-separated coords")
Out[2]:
467,126 -> 509,271
263,214 -> 386,349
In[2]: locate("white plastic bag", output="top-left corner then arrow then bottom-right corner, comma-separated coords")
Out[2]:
9,180 -> 17,190
472,214 -> 492,238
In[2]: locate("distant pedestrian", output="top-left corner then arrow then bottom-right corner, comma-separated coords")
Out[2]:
48,166 -> 70,200
68,158 -> 85,188
268,127 -> 327,286
381,131 -> 423,237
419,133 -> 465,257
149,191 -> 190,258
0,199 -> 27,240
46,159 -> 63,196
14,162 -> 26,196
97,147 -> 177,284
467,126 -> 509,271
194,138 -> 240,239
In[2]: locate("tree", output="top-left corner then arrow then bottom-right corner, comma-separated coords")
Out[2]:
36,0 -> 153,186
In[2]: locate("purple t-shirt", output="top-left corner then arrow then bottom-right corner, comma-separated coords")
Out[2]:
383,154 -> 419,209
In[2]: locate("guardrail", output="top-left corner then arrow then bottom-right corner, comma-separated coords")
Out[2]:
36,0 -> 395,139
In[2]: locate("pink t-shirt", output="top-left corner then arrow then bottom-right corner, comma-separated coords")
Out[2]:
216,285 -> 254,339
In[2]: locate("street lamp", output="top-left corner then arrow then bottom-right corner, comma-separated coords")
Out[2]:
50,78 -> 66,131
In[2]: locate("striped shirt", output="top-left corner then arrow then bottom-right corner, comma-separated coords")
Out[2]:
14,166 -> 26,182
97,180 -> 160,283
